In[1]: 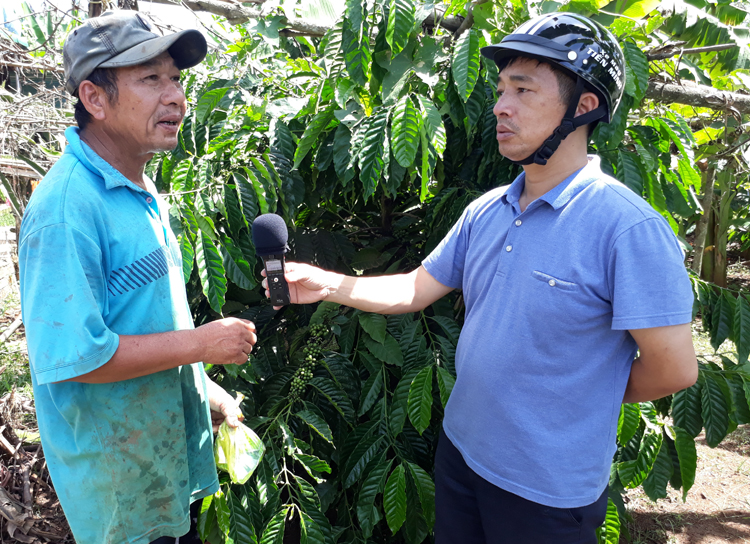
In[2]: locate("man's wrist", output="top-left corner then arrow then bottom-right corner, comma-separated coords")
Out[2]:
186,327 -> 207,365
323,270 -> 347,303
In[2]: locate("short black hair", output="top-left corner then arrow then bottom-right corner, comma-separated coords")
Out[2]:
495,55 -> 601,135
74,67 -> 119,130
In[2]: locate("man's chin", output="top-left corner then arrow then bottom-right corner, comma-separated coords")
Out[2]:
497,147 -> 530,163
147,140 -> 180,154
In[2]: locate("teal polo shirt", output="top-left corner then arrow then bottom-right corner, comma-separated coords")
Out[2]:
423,157 -> 693,508
19,127 -> 218,543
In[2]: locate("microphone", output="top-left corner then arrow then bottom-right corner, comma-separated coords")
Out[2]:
252,213 -> 291,306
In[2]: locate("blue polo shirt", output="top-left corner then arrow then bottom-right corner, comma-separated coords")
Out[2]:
423,156 -> 693,508
19,127 -> 218,543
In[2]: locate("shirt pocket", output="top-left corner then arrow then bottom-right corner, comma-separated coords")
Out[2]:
531,270 -> 578,292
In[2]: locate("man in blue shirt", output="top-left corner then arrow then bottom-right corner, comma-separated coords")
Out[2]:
19,11 -> 257,543
263,13 -> 698,544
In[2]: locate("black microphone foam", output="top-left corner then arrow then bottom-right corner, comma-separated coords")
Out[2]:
252,214 -> 288,256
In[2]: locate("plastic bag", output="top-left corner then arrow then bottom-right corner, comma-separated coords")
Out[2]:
214,420 -> 265,484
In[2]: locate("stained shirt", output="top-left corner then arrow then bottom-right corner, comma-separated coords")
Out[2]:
19,127 -> 218,543
423,156 -> 693,508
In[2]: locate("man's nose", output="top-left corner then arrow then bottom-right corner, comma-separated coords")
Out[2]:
162,79 -> 185,106
493,95 -> 510,117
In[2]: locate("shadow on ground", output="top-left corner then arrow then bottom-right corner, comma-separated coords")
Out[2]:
621,510 -> 750,543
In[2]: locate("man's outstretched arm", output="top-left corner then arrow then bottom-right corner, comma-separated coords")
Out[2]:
623,323 -> 698,404
263,262 -> 454,314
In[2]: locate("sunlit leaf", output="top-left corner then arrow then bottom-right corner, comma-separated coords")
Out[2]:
391,94 -> 420,167
387,0 -> 415,56
452,29 -> 480,102
294,108 -> 336,169
642,438 -> 673,501
617,404 -> 641,445
595,497 -> 621,544
358,108 -> 390,201
416,95 -> 446,155
259,507 -> 288,544
228,488 -> 257,544
196,229 -> 226,313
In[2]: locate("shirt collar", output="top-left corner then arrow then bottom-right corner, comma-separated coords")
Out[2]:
64,126 -> 149,193
500,155 -> 602,210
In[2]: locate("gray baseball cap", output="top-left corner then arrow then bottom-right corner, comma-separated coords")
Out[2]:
63,10 -> 207,95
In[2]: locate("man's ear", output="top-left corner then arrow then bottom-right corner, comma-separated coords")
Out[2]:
575,91 -> 600,117
78,81 -> 109,121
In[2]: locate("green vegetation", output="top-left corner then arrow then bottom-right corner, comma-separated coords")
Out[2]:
0,209 -> 16,228
6,0 -> 750,542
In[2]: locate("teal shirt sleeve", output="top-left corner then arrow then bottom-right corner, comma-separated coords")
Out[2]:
20,223 -> 119,384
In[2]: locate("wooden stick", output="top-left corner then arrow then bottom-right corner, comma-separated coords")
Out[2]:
0,432 -> 18,459
0,317 -> 23,344
20,466 -> 30,506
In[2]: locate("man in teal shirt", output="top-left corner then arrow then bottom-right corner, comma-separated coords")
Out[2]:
19,11 -> 257,543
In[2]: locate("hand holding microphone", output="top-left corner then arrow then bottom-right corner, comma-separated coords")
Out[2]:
253,214 -> 338,308
252,213 -> 291,306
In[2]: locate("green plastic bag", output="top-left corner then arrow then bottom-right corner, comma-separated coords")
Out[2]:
214,420 -> 265,484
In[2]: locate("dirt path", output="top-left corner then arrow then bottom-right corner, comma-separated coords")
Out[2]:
622,426 -> 750,543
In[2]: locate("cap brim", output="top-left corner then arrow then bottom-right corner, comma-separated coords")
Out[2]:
98,28 -> 207,70
481,41 -> 570,64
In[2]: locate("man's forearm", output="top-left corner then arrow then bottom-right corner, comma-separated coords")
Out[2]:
64,318 -> 257,384
623,324 -> 698,404
65,329 -> 206,384
622,355 -> 698,404
325,268 -> 452,314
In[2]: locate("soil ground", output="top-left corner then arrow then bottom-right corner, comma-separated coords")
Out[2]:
622,425 -> 750,543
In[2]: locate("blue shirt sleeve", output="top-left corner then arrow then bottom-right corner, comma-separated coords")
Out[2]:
608,217 -> 694,330
20,223 -> 119,384
422,206 -> 473,289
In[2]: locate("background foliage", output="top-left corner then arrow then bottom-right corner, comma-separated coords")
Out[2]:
5,0 -> 750,542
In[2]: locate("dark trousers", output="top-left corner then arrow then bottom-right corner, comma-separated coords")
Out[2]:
150,500 -> 202,544
435,429 -> 608,544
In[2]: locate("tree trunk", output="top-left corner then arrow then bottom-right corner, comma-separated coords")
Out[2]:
712,167 -> 736,288
702,206 -> 716,283
691,165 -> 716,276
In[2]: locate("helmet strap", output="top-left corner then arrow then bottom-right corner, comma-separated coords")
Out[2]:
510,76 -> 607,166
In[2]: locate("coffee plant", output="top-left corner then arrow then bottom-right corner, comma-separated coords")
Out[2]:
8,0 -> 750,541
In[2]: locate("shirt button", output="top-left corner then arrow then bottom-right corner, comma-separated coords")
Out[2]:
548,280 -> 556,287
506,245 -> 512,252
515,220 -> 522,226
146,196 -> 153,203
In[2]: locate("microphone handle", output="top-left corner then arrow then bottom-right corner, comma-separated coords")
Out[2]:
262,253 -> 291,306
